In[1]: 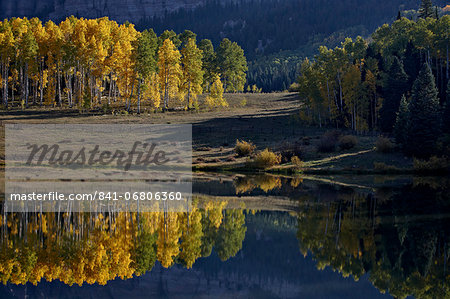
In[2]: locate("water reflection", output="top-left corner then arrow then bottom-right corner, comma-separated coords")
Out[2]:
0,203 -> 245,286
296,177 -> 450,298
0,175 -> 449,299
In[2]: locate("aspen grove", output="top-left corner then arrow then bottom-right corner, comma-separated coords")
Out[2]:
0,17 -> 248,111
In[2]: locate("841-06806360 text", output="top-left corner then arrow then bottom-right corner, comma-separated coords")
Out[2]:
9,191 -> 184,201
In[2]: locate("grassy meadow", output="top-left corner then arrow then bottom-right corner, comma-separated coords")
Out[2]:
0,92 -> 414,174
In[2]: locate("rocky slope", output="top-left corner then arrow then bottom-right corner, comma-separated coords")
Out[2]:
0,0 -> 205,22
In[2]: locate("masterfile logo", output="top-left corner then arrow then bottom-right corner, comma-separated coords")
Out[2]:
5,124 -> 192,212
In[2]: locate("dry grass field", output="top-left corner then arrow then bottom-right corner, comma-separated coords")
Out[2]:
0,92 -> 412,172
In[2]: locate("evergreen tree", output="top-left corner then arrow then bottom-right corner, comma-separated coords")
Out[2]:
198,39 -> 217,91
178,30 -> 197,48
407,63 -> 441,156
402,42 -> 421,90
158,30 -> 181,48
134,29 -> 158,113
418,0 -> 434,19
379,57 -> 409,132
394,95 -> 409,148
396,11 -> 402,20
215,210 -> 246,261
216,38 -> 248,92
135,29 -> 157,77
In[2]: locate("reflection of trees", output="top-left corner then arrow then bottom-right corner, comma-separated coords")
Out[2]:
179,207 -> 203,268
234,175 -> 303,194
200,201 -> 227,258
296,182 -> 450,299
215,210 -> 246,261
234,175 -> 282,193
0,201 -> 247,286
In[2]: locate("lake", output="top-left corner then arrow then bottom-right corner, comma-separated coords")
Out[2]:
0,174 -> 448,299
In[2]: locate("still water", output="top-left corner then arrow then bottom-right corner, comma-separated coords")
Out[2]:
0,174 -> 448,298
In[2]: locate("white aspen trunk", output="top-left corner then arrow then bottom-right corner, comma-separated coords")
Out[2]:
65,72 -> 73,107
57,62 -> 62,106
337,72 -> 343,112
20,66 -> 24,105
25,63 -> 29,108
4,63 -> 9,107
90,75 -> 94,107
137,79 -> 141,114
97,77 -> 102,105
164,72 -> 169,111
114,80 -> 118,103
33,79 -> 37,105
326,79 -> 331,119
187,81 -> 191,108
108,73 -> 112,105
11,74 -> 14,105
39,60 -> 43,106
128,80 -> 135,112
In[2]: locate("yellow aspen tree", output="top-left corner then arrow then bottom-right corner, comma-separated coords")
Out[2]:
59,17 -> 77,107
0,20 -> 15,107
115,23 -> 138,111
91,18 -> 112,105
30,17 -> 47,106
11,18 -> 38,108
10,18 -> 27,106
145,72 -> 160,109
104,20 -> 120,104
205,74 -> 227,108
156,212 -> 181,268
205,200 -> 227,228
44,20 -> 64,106
158,38 -> 182,111
72,18 -> 89,106
181,38 -> 203,109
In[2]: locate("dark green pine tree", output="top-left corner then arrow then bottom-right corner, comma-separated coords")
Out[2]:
216,38 -> 248,92
403,41 -> 421,90
198,39 -> 217,91
178,30 -> 197,48
379,57 -> 409,132
418,0 -> 434,19
406,63 -> 441,157
396,11 -> 402,20
134,29 -> 158,113
394,95 -> 409,148
443,79 -> 450,133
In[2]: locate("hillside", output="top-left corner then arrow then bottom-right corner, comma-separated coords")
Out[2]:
3,1 -> 448,55
1,0 -> 448,93
0,0 -> 205,22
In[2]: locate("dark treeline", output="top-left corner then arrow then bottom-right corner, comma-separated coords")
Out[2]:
247,53 -> 302,92
140,0 -> 448,91
141,0 -> 435,58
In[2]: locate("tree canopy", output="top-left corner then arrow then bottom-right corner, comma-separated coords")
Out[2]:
0,17 -> 247,112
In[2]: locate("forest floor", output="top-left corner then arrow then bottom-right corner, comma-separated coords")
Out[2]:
0,92 -> 413,173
